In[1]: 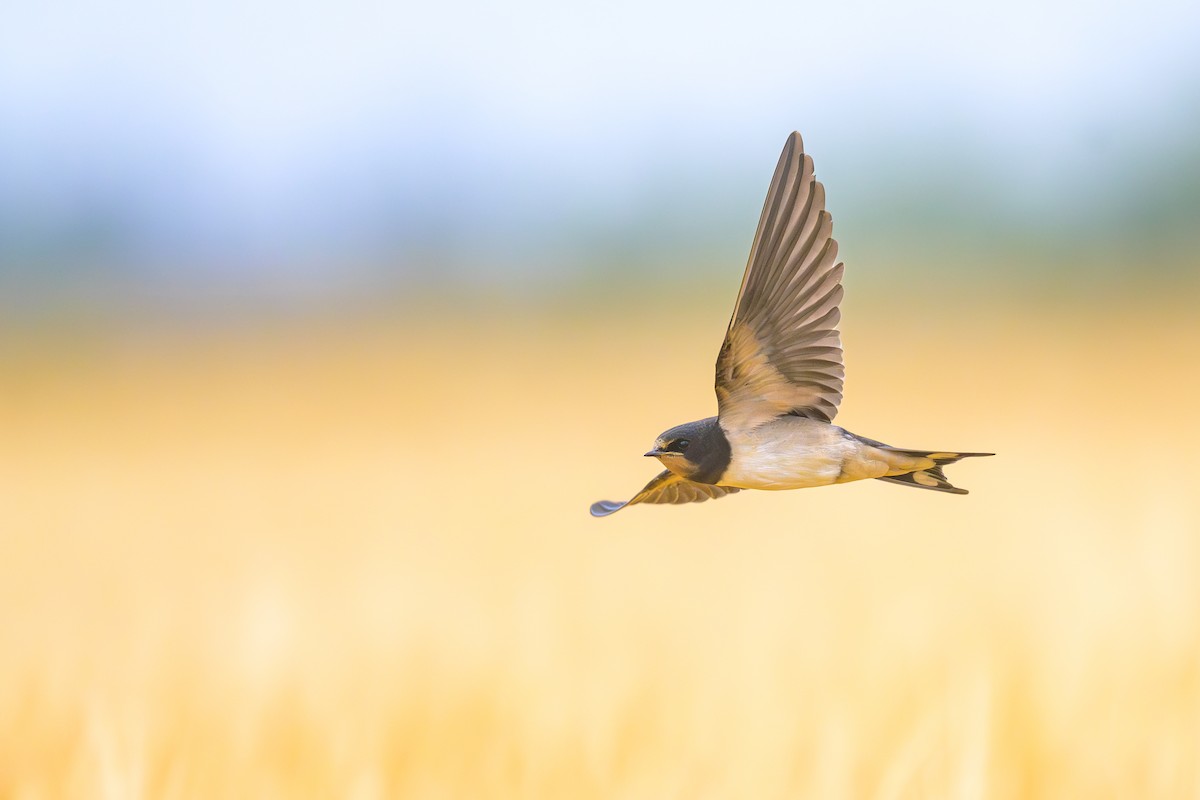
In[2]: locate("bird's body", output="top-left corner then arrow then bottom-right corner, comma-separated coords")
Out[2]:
724,417 -> 883,490
591,132 -> 992,517
645,415 -> 971,491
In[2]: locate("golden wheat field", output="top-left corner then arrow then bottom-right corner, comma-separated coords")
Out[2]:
3,284 -> 1200,798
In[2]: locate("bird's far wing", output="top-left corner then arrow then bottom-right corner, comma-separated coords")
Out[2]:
715,131 -> 845,431
590,470 -> 740,517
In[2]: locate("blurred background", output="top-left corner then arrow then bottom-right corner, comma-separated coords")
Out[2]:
3,0 -> 1200,796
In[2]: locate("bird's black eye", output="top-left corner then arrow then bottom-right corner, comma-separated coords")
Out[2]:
674,439 -> 690,452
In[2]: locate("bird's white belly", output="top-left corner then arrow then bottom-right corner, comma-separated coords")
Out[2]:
719,419 -> 854,490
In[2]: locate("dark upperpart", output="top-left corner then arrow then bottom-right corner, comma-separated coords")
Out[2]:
651,416 -> 732,485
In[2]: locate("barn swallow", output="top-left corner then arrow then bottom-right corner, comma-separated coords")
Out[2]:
591,132 -> 992,516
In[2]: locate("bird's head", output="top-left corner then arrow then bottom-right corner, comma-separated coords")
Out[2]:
645,418 -> 723,480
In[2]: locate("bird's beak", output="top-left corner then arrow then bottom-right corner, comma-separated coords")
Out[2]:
644,448 -> 665,458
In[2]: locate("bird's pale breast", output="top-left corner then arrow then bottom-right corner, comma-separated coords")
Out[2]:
719,417 -> 860,490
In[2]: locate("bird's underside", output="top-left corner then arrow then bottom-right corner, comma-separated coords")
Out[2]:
590,132 -> 992,517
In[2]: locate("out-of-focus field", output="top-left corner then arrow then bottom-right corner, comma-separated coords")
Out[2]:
2,287 -> 1200,798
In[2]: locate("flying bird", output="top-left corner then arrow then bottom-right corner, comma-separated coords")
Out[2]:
591,132 -> 992,517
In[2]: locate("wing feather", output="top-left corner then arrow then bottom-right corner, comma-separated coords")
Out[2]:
590,470 -> 740,517
716,132 -> 845,431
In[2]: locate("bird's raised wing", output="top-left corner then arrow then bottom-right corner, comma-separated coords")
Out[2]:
715,132 -> 845,431
590,470 -> 740,517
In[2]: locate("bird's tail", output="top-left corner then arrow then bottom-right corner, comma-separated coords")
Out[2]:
873,448 -> 994,495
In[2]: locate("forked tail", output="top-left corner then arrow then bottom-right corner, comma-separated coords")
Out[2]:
872,446 -> 995,495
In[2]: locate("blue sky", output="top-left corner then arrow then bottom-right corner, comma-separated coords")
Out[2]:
2,0 -> 1198,292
